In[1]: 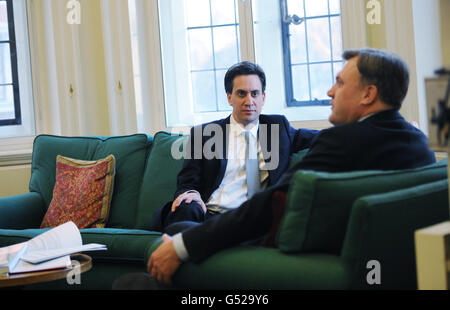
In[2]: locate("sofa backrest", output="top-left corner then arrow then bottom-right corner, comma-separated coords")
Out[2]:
136,132 -> 188,230
30,134 -> 152,228
341,179 -> 449,289
276,159 -> 448,255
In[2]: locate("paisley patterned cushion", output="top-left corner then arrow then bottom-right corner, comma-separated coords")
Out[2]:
41,155 -> 116,229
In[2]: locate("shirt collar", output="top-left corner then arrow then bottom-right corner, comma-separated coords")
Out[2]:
230,114 -> 259,139
358,112 -> 378,122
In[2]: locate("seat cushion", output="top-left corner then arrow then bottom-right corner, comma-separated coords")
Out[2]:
146,240 -> 350,289
277,160 -> 447,254
0,228 -> 161,262
135,132 -> 188,230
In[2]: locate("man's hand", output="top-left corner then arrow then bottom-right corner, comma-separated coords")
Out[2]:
172,191 -> 207,213
147,234 -> 182,286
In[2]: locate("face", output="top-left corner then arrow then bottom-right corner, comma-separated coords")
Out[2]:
327,57 -> 367,125
228,74 -> 266,127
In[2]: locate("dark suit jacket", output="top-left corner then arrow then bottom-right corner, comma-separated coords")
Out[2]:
174,114 -> 319,202
182,109 -> 436,262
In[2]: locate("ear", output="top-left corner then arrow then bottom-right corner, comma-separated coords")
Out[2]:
361,85 -> 378,106
227,93 -> 233,106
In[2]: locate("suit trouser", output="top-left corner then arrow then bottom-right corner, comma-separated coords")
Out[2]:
155,201 -> 219,235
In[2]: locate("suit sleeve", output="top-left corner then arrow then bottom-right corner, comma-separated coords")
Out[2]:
174,127 -> 205,199
277,127 -> 350,186
181,127 -> 348,263
282,116 -> 319,153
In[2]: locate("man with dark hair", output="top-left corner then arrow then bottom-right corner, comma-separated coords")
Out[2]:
133,48 -> 435,288
151,61 -> 318,235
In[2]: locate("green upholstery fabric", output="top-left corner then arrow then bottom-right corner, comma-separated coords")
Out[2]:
0,228 -> 160,262
29,135 -> 100,207
287,149 -> 309,169
0,192 -> 46,229
341,179 -> 449,289
28,134 -> 150,228
147,240 -> 350,289
80,228 -> 161,261
135,132 -> 188,229
277,160 -> 447,254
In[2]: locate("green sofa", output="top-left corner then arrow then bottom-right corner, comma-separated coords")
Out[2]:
0,133 -> 449,290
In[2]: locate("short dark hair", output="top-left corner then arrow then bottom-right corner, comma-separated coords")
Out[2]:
343,48 -> 410,109
224,61 -> 266,94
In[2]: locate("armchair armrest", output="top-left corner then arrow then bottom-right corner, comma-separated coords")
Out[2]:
341,179 -> 449,289
0,192 -> 46,229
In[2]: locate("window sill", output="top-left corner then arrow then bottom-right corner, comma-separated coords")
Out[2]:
0,136 -> 34,167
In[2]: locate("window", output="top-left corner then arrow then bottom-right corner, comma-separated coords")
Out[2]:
186,0 -> 240,113
281,0 -> 343,107
0,0 -> 34,139
0,0 -> 21,126
151,0 -> 344,128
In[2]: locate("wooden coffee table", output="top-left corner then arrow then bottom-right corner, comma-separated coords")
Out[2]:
0,254 -> 92,288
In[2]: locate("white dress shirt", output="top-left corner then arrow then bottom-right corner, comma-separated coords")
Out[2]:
173,114 -> 269,261
206,114 -> 268,211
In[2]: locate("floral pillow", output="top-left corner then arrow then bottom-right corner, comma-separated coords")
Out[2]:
40,155 -> 116,229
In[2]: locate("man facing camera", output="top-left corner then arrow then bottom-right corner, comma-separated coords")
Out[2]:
151,61 -> 318,235
132,48 -> 435,288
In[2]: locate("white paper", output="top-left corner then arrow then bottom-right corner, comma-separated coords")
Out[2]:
22,243 -> 106,264
11,255 -> 71,274
1,221 -> 107,274
26,221 -> 82,253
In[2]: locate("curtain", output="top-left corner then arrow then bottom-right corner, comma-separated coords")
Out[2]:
27,0 -> 139,136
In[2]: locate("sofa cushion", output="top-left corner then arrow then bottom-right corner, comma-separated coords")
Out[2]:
29,134 -> 150,229
40,155 -> 116,229
135,132 -> 188,230
277,160 -> 447,254
146,240 -> 350,289
342,179 -> 449,289
0,228 -> 161,263
79,228 -> 161,262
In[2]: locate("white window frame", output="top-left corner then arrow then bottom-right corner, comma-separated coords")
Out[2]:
148,0 -> 368,132
0,0 -> 34,140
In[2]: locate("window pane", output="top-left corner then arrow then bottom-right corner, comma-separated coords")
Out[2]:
0,42 -> 12,84
333,61 -> 343,77
185,0 -> 211,28
188,28 -> 214,70
287,0 -> 304,18
0,85 -> 14,120
292,65 -> 310,102
0,1 -> 8,41
213,25 -> 239,69
331,16 -> 342,60
215,69 -> 231,111
289,22 -> 307,64
192,71 -> 216,112
309,63 -> 332,100
329,0 -> 341,15
307,18 -> 331,62
211,0 -> 236,25
304,0 -> 329,17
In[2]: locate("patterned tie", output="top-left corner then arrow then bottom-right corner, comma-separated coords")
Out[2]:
244,131 -> 261,198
